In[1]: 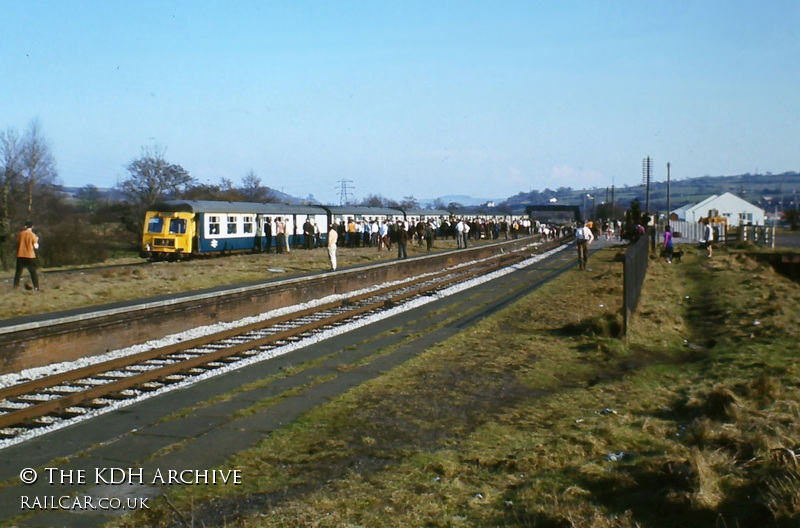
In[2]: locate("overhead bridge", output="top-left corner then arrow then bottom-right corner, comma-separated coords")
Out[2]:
524,204 -> 581,222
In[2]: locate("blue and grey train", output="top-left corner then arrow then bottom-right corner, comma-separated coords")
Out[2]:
140,199 -> 524,260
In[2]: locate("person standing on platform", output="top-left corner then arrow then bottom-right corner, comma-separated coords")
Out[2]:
327,221 -> 339,271
396,221 -> 408,259
275,217 -> 285,254
14,220 -> 40,291
425,221 -> 434,252
263,217 -> 273,253
303,217 -> 314,249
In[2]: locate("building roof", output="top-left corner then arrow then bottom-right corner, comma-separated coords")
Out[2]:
670,192 -> 765,221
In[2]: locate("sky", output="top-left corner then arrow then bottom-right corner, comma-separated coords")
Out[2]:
2,1 -> 799,205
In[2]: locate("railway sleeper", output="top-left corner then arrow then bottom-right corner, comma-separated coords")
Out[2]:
0,428 -> 26,439
89,398 -> 118,407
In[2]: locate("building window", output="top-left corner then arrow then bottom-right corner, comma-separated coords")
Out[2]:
208,216 -> 220,235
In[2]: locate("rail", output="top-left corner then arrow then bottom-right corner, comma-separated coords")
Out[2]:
0,247 -> 539,441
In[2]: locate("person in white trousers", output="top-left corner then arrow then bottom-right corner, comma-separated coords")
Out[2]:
327,221 -> 339,271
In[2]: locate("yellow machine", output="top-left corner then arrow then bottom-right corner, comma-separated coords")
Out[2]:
141,210 -> 196,260
700,209 -> 728,228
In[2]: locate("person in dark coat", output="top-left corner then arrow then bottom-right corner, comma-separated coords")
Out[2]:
303,217 -> 314,249
396,221 -> 408,259
263,217 -> 273,253
425,221 -> 434,252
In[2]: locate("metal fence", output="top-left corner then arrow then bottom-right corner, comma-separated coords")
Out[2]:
623,236 -> 650,335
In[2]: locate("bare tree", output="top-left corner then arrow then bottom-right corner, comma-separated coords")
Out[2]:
400,196 -> 419,209
241,169 -> 263,201
21,120 -> 57,215
119,144 -> 194,232
359,194 -> 388,207
0,127 -> 24,269
76,184 -> 102,214
431,198 -> 447,210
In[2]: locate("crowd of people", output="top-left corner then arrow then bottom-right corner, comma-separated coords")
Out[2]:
257,216 -> 548,255
254,215 -> 551,271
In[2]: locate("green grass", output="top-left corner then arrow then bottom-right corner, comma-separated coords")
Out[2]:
0,237 -> 478,320
106,244 -> 800,528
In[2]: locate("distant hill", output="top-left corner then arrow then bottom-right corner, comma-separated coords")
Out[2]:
59,186 -> 126,201
58,185 -> 315,205
502,171 -> 800,214
420,195 -> 501,208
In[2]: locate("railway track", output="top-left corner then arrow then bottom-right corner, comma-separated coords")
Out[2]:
0,242 -> 561,446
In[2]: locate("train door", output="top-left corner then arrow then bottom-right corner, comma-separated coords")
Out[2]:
192,214 -> 200,254
254,215 -> 264,252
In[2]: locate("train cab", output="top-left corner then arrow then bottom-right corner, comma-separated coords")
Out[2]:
141,209 -> 196,260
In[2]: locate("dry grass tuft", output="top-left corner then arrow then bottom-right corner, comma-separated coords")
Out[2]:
764,470 -> 800,524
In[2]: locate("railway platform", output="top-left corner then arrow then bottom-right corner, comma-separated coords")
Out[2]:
0,240 -> 592,527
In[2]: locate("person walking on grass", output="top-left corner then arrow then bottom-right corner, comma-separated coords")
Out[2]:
14,220 -> 40,291
703,221 -> 714,258
575,220 -> 594,271
664,225 -> 674,263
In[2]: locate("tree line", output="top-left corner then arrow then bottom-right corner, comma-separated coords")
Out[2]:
2,121 -> 514,271
0,122 -> 283,270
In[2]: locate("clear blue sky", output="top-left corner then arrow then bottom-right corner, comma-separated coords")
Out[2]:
2,0 -> 798,205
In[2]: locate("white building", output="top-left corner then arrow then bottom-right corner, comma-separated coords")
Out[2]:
671,192 -> 765,227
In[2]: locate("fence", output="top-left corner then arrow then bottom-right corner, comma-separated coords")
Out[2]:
740,225 -> 775,248
622,236 -> 650,335
660,220 -> 725,243
659,221 -> 774,248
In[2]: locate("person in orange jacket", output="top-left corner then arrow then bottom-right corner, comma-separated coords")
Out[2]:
14,220 -> 40,291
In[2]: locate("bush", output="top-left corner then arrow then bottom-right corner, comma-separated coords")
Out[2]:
38,217 -> 108,267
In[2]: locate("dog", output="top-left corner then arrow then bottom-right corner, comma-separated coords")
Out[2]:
660,248 -> 683,262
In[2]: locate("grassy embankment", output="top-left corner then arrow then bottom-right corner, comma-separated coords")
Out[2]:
109,243 -> 800,527
0,237 -> 471,320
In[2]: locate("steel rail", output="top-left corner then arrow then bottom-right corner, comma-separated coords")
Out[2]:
0,253 -> 516,401
0,250 -> 529,431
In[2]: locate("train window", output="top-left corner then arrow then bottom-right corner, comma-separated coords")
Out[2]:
169,219 -> 187,234
208,216 -> 220,235
147,217 -> 164,233
227,216 -> 237,235
243,216 -> 253,234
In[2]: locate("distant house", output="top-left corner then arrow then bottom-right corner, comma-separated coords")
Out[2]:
670,192 -> 765,227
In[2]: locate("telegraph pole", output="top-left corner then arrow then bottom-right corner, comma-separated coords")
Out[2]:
611,174 -> 615,221
666,162 -> 671,229
642,156 -> 652,217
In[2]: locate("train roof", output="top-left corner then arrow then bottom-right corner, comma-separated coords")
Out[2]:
453,208 -> 518,217
401,208 -> 450,217
324,205 -> 405,216
148,200 -> 326,215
